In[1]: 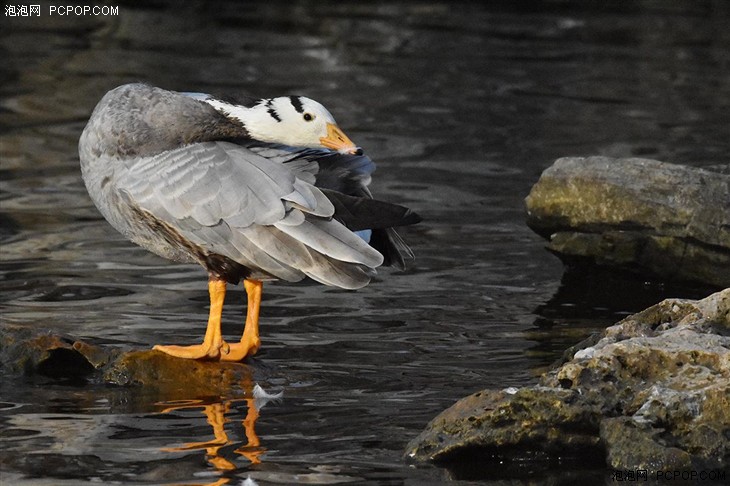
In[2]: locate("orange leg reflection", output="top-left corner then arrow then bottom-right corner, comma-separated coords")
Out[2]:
162,402 -> 237,471
159,393 -> 269,485
236,398 -> 263,464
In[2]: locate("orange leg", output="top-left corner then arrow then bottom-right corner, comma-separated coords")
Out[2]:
220,279 -> 262,362
153,278 -> 230,360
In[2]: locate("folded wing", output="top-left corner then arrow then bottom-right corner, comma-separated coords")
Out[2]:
117,141 -> 384,289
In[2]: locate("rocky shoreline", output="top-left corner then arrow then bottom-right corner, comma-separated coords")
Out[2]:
405,289 -> 729,474
404,158 -> 729,475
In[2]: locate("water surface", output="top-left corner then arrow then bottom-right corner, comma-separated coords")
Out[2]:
1,1 -> 728,484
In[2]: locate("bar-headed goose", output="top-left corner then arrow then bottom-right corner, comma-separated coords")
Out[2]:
79,83 -> 420,361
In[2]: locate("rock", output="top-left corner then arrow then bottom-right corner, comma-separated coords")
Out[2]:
404,288 -> 730,474
524,157 -> 730,288
0,325 -> 255,398
600,417 -> 693,472
102,349 -> 254,396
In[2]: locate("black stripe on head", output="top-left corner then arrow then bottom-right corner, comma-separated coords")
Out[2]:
289,95 -> 305,113
265,99 -> 282,122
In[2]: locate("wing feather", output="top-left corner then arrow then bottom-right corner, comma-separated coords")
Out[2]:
117,141 -> 382,286
274,218 -> 383,267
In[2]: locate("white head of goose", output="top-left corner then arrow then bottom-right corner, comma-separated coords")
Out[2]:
79,83 -> 420,362
187,93 -> 363,155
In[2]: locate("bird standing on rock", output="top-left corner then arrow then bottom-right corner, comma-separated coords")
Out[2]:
79,83 -> 420,361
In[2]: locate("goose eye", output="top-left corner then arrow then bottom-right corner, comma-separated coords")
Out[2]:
303,113 -> 314,122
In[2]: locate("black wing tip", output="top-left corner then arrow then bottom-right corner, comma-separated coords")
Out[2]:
401,209 -> 422,226
371,227 -> 416,270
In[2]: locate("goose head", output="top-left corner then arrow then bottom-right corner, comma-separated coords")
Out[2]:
190,94 -> 363,155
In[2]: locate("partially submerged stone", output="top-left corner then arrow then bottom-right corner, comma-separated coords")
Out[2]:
0,325 -> 254,397
405,288 -> 730,473
404,386 -> 603,465
525,157 -> 730,287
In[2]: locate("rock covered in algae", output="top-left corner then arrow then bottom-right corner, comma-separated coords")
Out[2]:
0,325 -> 253,396
404,288 -> 730,473
524,157 -> 730,287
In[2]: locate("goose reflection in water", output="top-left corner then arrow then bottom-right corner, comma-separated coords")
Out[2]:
158,384 -> 281,485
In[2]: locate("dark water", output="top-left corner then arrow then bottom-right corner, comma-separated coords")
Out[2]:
1,1 -> 728,484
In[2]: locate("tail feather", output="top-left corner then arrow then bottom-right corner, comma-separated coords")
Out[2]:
369,227 -> 414,270
320,188 -> 420,270
321,189 -> 421,231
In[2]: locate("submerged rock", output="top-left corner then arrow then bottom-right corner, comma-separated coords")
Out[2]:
525,157 -> 730,287
405,288 -> 730,473
0,325 -> 254,397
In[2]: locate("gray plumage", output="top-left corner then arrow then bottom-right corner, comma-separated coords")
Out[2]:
79,84 -> 418,289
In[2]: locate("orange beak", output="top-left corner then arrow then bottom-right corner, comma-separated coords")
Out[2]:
320,123 -> 362,155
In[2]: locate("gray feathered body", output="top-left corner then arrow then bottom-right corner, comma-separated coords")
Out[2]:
79,84 -> 418,289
